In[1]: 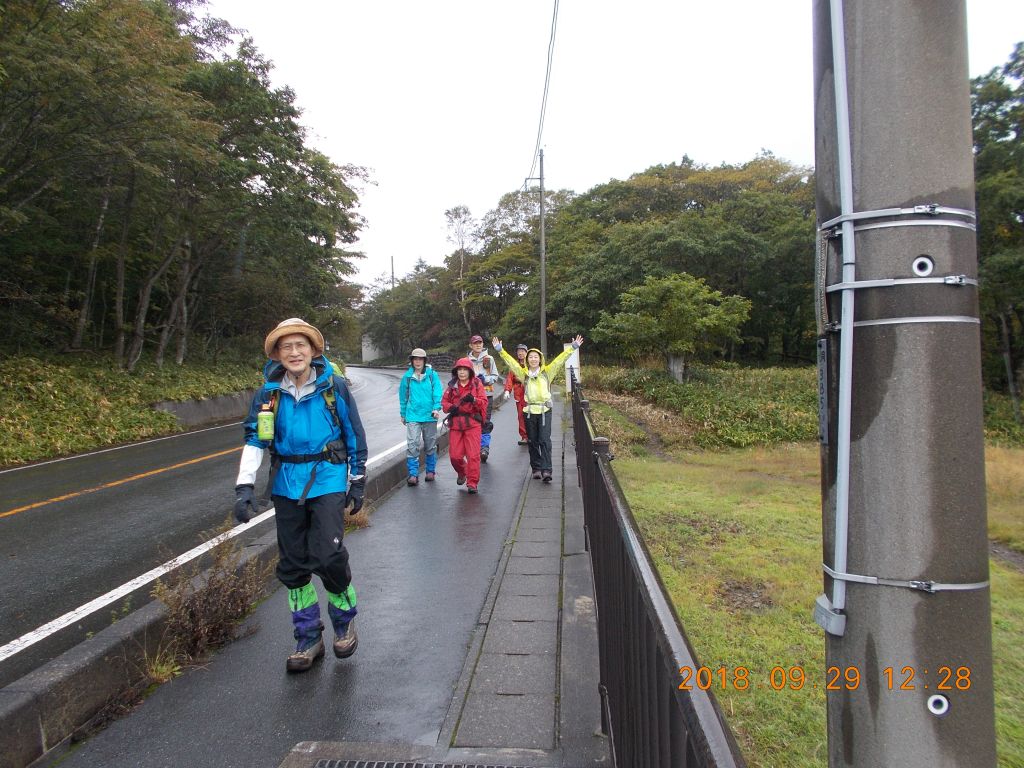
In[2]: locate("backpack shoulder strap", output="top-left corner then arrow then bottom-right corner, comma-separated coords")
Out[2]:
322,377 -> 342,429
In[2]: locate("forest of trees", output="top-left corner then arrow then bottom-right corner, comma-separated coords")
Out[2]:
365,42 -> 1024,408
0,0 -> 365,369
1,2 -> 1020,411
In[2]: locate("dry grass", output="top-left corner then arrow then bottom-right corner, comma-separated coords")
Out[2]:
150,520 -> 274,673
587,393 -> 1024,766
987,445 -> 1024,554
588,387 -> 695,455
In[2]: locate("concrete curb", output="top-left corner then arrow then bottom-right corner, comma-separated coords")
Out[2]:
0,437 -> 435,768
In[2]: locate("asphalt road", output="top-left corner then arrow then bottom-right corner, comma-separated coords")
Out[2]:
52,392 -> 532,768
0,366 -> 407,688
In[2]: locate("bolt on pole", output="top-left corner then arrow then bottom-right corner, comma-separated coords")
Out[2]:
812,1 -> 996,765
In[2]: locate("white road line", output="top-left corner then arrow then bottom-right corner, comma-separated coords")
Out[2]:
0,422 -> 241,475
0,442 -> 405,664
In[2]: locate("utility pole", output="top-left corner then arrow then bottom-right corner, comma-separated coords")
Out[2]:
812,2 -> 995,766
390,256 -> 395,290
539,149 -> 547,356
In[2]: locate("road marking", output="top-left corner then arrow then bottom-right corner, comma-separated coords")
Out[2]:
0,443 -> 404,663
0,447 -> 243,519
0,421 -> 241,475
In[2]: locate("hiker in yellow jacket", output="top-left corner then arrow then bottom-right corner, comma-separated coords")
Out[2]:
492,334 -> 584,483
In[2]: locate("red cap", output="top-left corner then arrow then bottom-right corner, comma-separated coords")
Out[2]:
469,335 -> 484,343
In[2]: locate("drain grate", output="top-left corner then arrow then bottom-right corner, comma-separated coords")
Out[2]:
314,763 -> 530,768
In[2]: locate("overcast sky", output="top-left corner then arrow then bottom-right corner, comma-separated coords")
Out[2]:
201,1 -> 1023,288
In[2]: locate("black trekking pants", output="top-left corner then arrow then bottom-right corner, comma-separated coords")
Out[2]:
273,492 -> 352,594
524,410 -> 553,472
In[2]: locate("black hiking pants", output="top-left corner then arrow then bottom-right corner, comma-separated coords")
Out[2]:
273,491 -> 352,594
525,410 -> 553,472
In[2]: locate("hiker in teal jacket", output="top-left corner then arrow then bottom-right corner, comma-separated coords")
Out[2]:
399,348 -> 443,485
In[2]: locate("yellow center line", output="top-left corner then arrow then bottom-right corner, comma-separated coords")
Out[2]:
0,447 -> 242,519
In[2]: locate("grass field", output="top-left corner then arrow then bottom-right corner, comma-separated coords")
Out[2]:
588,398 -> 1024,768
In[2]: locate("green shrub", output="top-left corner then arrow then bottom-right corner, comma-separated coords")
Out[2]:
0,354 -> 262,466
586,364 -> 1024,449
587,364 -> 819,448
984,391 -> 1024,446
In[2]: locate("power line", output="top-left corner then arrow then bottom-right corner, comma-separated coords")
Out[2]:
526,0 -> 559,182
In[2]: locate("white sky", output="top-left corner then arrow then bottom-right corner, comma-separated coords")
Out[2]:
201,1 -> 1023,288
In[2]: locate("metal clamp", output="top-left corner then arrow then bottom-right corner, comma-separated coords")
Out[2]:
823,563 -> 988,593
819,204 -> 975,231
825,275 -> 977,293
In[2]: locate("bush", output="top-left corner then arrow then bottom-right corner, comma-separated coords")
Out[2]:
150,522 -> 274,670
0,354 -> 262,465
984,391 -> 1024,446
586,364 -> 819,448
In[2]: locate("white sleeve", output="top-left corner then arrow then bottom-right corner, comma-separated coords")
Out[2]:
235,444 -> 265,487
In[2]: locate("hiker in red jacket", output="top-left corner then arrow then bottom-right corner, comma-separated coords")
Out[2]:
502,343 -> 530,445
441,357 -> 489,493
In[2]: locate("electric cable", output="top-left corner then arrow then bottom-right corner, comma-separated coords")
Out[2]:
526,0 -> 559,184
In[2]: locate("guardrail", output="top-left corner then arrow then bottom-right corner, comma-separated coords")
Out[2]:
568,369 -> 747,768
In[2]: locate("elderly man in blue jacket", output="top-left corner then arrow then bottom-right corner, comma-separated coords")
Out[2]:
233,318 -> 368,673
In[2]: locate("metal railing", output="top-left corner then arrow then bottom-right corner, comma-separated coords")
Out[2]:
568,370 -> 747,768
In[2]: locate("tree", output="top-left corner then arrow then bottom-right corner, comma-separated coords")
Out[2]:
972,42 -> 1024,414
445,205 -> 476,333
592,273 -> 751,380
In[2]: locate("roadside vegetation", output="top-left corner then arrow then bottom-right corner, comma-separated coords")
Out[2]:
0,354 -> 260,466
148,522 -> 275,683
584,367 -> 1024,767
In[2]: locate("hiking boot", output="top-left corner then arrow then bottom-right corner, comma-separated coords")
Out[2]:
457,473 -> 466,485
532,470 -> 542,480
542,471 -> 552,483
480,448 -> 489,463
332,620 -> 358,659
425,471 -> 436,482
467,485 -> 478,494
286,633 -> 324,673
407,475 -> 418,486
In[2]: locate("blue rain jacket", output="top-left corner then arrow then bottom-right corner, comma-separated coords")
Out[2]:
243,356 -> 367,500
398,364 -> 443,422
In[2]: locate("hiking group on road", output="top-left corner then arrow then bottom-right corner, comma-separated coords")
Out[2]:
231,319 -> 582,673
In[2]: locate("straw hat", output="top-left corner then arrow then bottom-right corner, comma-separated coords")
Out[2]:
264,318 -> 325,359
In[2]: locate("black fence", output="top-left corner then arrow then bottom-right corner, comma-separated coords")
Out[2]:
569,369 -> 747,768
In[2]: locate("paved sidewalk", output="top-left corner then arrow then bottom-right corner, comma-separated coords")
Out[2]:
48,396 -> 609,768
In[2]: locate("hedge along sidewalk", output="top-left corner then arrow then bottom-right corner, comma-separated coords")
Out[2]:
0,434 -> 435,768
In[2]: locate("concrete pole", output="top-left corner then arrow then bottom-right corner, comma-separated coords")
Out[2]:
539,148 -> 548,356
812,2 -> 996,766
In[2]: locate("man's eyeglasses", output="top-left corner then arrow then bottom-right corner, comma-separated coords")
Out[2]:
278,341 -> 311,353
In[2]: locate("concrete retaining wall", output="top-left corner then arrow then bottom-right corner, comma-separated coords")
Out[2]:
153,390 -> 256,428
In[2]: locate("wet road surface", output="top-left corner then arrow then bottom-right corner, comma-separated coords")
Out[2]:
53,393 -> 535,768
0,367 -> 405,687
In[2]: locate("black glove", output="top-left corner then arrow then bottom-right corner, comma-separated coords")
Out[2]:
345,476 -> 365,515
234,484 -> 256,524
461,393 -> 475,404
